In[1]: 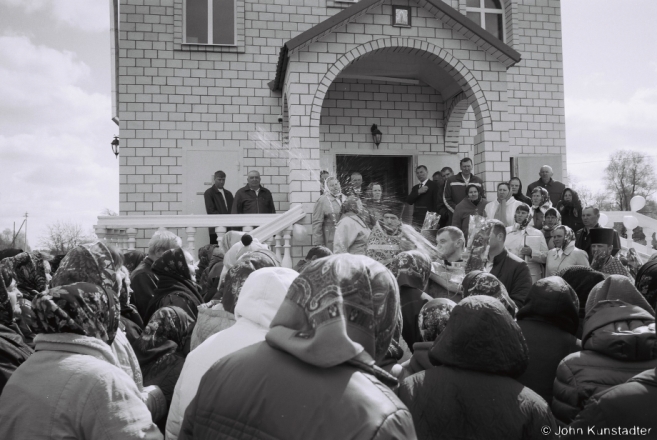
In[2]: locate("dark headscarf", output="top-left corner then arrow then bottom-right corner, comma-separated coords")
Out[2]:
266,255 -> 401,382
0,269 -> 15,327
517,277 -> 580,336
196,244 -> 216,281
510,178 -> 531,205
418,298 -> 456,342
123,250 -> 146,273
636,259 -> 657,310
32,282 -> 119,345
557,187 -> 582,218
221,249 -> 280,314
147,248 -> 203,321
557,265 -> 605,309
0,252 -> 48,301
0,249 -> 23,261
135,306 -> 194,367
461,270 -> 518,318
389,250 -> 432,291
466,183 -> 482,205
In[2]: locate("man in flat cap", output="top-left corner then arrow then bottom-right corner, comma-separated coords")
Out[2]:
589,228 -> 632,279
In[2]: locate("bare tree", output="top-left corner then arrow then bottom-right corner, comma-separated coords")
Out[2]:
0,229 -> 27,250
568,176 -> 614,210
39,220 -> 95,254
604,150 -> 657,211
100,208 -> 119,216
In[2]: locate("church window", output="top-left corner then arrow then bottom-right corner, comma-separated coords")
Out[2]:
184,0 -> 236,45
465,0 -> 505,42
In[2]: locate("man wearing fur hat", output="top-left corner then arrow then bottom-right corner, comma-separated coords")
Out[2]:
590,228 -> 632,280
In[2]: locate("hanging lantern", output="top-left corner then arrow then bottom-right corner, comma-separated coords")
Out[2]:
111,136 -> 120,158
370,124 -> 382,148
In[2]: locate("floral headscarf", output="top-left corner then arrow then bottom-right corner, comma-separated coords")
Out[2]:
513,204 -> 532,231
0,268 -> 14,326
32,282 -> 119,345
389,250 -> 432,291
0,252 -> 48,301
635,259 -> 657,310
137,306 -> 195,360
152,247 -> 192,284
461,270 -> 518,318
51,242 -> 120,295
123,250 -> 146,273
221,249 -> 281,314
543,207 -> 562,232
553,225 -> 576,257
196,244 -> 216,280
266,254 -> 401,369
531,187 -> 550,208
418,298 -> 456,342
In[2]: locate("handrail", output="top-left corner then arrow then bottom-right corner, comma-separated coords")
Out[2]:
96,213 -> 284,229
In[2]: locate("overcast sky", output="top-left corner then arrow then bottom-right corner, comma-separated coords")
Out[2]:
1,0 -> 656,248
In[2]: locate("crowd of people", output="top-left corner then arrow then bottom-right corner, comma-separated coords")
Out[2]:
0,160 -> 655,439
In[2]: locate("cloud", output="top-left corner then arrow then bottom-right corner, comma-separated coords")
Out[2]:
0,0 -> 109,33
0,35 -> 117,247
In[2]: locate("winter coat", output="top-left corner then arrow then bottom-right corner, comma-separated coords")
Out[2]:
566,367 -> 657,439
551,301 -> 657,424
0,333 -> 162,440
489,249 -> 533,309
130,256 -> 158,321
0,324 -> 32,394
485,198 -> 523,228
400,286 -> 433,349
231,184 -> 276,214
312,192 -> 343,251
443,172 -> 485,213
546,242 -> 590,277
333,213 -> 371,255
516,277 -> 582,405
399,296 -> 557,440
401,341 -> 434,375
166,268 -> 297,440
451,197 -> 489,242
505,225 -> 549,284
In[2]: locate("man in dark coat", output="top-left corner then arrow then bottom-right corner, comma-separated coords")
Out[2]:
203,170 -> 234,245
575,206 -> 621,259
406,165 -> 438,230
487,220 -> 533,308
231,170 -> 276,214
432,171 -> 450,229
130,230 -> 182,320
526,165 -> 566,206
343,172 -> 365,199
443,157 -> 485,216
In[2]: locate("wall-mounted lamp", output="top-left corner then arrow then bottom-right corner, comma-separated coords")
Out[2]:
111,136 -> 120,158
370,124 -> 382,148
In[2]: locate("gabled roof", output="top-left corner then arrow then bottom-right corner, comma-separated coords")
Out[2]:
269,0 -> 521,91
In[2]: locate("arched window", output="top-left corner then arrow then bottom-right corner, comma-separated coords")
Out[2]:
466,0 -> 505,42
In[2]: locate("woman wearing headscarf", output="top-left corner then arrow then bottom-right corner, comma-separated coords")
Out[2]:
145,248 -> 203,323
509,177 -> 532,206
529,186 -> 552,230
515,277 -> 581,405
202,231 -> 244,301
0,269 -> 33,394
333,195 -> 371,255
545,225 -> 590,277
178,255 -> 416,440
195,244 -> 216,293
461,270 -> 519,318
399,296 -> 557,440
452,183 -> 489,243
636,258 -> 657,311
557,187 -> 584,233
167,267 -> 298,440
390,251 -> 433,349
0,282 -> 162,439
505,203 -> 548,284
116,265 -> 144,343
557,265 -> 605,339
217,233 -> 268,292
401,298 -> 455,376
484,182 -> 522,227
541,207 -> 561,249
552,275 -> 657,424
362,181 -> 385,228
312,176 -> 344,251
219,248 -> 280,312
123,250 -> 147,274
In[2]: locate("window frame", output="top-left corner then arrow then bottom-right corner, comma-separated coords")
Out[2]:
392,6 -> 412,28
465,0 -> 506,42
183,0 -> 237,47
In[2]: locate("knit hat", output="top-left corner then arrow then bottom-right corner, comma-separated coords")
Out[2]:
557,265 -> 606,313
589,228 -> 615,246
585,274 -> 656,317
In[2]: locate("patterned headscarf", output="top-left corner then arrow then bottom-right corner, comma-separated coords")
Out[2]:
461,270 -> 518,318
266,254 -> 401,368
543,207 -> 562,231
554,225 -> 576,257
196,244 -> 216,280
340,196 -> 361,215
0,268 -> 14,326
513,203 -> 532,231
137,306 -> 195,358
32,282 -> 119,345
531,187 -> 550,208
151,247 -> 192,284
123,250 -> 146,273
418,298 -> 456,342
51,242 -> 120,295
389,250 -> 432,291
221,249 -> 281,314
636,259 -> 657,310
0,252 -> 48,301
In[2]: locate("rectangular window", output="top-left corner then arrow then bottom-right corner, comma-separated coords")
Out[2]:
185,0 -> 236,45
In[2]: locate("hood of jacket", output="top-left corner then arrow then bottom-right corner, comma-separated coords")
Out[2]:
517,277 -> 579,336
586,275 -> 655,317
430,295 -> 529,378
33,332 -> 120,367
583,300 -> 656,361
234,267 -> 298,329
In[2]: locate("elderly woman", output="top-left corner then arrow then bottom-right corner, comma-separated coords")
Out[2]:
178,254 -> 416,439
452,183 -> 489,243
0,281 -> 162,439
505,203 -> 548,284
636,258 -> 657,310
545,225 -> 590,277
219,248 -> 280,313
484,182 -> 522,227
461,270 -> 518,318
312,176 -> 343,251
541,207 -> 561,249
333,195 -> 371,255
529,186 -> 552,229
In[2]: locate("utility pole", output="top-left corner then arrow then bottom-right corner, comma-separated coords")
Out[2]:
24,212 -> 28,251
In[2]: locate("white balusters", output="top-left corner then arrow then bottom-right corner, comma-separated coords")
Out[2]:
186,227 -> 196,254
282,227 -> 293,268
274,233 -> 283,262
243,226 -> 254,233
215,226 -> 227,245
95,226 -> 107,241
126,228 -> 137,250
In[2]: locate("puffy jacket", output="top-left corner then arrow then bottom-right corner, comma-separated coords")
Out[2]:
552,301 -> 657,423
565,367 -> 657,439
0,333 -> 162,440
166,267 -> 297,440
399,296 -> 557,440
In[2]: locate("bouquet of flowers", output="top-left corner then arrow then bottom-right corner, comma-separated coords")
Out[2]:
465,220 -> 493,273
467,214 -> 487,249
